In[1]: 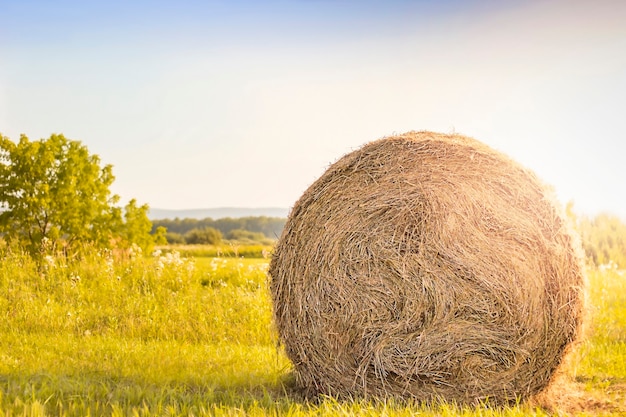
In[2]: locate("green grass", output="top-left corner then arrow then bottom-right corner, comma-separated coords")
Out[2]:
160,244 -> 274,258
569,269 -> 626,384
0,247 -> 624,416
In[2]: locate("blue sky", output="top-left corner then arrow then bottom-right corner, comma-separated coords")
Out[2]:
1,0 -> 625,218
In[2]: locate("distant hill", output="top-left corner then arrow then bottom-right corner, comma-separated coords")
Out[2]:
148,207 -> 289,220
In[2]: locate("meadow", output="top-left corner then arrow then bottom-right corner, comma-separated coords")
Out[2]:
0,246 -> 624,416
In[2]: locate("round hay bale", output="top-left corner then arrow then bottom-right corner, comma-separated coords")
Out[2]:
269,131 -> 585,405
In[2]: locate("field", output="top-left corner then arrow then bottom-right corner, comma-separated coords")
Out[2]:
0,247 -> 624,416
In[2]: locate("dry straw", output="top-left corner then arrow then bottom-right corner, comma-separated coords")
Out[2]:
269,131 -> 585,405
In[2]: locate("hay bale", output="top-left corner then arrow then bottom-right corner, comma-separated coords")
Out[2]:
269,131 -> 585,405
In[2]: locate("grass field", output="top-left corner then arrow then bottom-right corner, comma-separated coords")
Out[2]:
0,247 -> 624,416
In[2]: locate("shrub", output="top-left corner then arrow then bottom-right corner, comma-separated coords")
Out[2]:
184,227 -> 223,245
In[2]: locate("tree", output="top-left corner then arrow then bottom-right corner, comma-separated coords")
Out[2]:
153,226 -> 168,246
119,199 -> 155,253
0,133 -> 154,254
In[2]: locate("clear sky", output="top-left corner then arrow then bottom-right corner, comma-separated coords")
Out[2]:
1,0 -> 625,218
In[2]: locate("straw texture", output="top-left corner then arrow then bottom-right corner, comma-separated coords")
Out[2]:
269,131 -> 585,405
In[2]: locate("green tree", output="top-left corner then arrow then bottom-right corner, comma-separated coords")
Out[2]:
119,199 -> 155,253
0,133 -> 153,255
153,226 -> 168,246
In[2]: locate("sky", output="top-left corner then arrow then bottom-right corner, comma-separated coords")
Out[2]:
1,0 -> 625,219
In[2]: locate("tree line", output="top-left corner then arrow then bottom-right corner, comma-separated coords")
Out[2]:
151,216 -> 286,245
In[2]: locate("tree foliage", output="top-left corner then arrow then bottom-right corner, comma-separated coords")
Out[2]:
153,226 -> 168,246
119,199 -> 155,253
0,133 -> 156,255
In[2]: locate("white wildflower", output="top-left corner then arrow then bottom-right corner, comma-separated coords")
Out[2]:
44,255 -> 55,268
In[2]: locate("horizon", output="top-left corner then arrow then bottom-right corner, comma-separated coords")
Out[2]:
147,206 -> 290,219
2,0 -> 625,220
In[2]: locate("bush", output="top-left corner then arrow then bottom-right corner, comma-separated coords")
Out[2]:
226,229 -> 273,244
184,227 -> 223,245
166,232 -> 186,245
